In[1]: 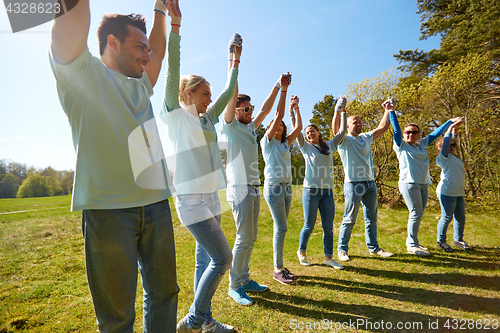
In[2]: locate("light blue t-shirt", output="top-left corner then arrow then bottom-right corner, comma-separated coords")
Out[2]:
436,153 -> 466,197
220,119 -> 260,186
300,140 -> 337,188
393,137 -> 431,184
260,135 -> 291,185
337,132 -> 374,182
49,48 -> 173,211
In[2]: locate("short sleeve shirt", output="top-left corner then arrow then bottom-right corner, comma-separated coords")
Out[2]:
393,137 -> 431,184
260,135 -> 291,185
300,139 -> 337,188
337,132 -> 374,182
436,153 -> 466,197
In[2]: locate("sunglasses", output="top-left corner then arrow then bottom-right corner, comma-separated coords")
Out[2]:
450,143 -> 457,147
236,105 -> 255,113
404,130 -> 419,135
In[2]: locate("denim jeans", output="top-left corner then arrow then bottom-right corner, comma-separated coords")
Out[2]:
82,199 -> 179,333
338,181 -> 379,252
264,183 -> 292,268
299,187 -> 335,257
437,194 -> 466,243
175,192 -> 232,330
399,182 -> 429,247
228,185 -> 260,290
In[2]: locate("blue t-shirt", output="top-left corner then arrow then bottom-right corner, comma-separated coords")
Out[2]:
49,48 -> 173,211
300,140 -> 337,188
260,135 -> 291,185
220,119 -> 260,186
337,132 -> 374,182
393,137 -> 431,184
436,153 -> 466,197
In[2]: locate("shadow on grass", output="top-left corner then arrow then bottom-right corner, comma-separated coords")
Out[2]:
252,290 -> 452,332
298,273 -> 500,316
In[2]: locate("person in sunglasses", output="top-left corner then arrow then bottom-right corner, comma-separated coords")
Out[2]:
333,98 -> 394,262
220,72 -> 291,304
159,3 -> 240,332
390,100 -> 461,256
291,95 -> 346,270
435,118 -> 473,252
260,73 -> 303,284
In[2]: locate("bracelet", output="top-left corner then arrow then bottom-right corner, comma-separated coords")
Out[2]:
233,60 -> 240,63
171,23 -> 181,27
154,9 -> 166,16
281,89 -> 287,93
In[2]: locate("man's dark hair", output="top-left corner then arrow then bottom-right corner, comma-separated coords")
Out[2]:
236,94 -> 251,107
97,14 -> 147,56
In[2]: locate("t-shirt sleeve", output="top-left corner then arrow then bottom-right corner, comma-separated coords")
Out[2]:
49,47 -> 92,84
140,72 -> 154,97
365,132 -> 374,145
327,139 -> 337,153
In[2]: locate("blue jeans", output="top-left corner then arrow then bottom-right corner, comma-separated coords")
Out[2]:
175,192 -> 232,330
399,182 -> 429,247
338,181 -> 379,253
82,199 -> 179,333
228,185 -> 260,290
299,187 -> 335,257
437,194 -> 466,243
264,183 -> 292,268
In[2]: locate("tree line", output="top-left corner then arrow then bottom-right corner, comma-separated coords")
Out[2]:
0,159 -> 73,199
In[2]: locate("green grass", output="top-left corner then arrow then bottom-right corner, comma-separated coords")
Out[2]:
1,191 -> 499,332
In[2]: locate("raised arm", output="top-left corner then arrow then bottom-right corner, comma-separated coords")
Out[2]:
333,109 -> 347,147
287,100 -> 303,145
333,95 -> 347,144
266,73 -> 290,141
50,0 -> 90,65
372,97 -> 393,141
144,2 -> 168,87
163,1 -> 182,112
253,76 -> 282,128
223,34 -> 243,124
440,117 -> 464,157
425,117 -> 459,145
289,95 -> 304,146
384,98 -> 402,146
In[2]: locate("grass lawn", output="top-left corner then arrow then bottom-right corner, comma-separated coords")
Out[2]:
0,190 -> 499,332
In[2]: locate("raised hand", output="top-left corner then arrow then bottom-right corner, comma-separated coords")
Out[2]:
289,95 -> 299,110
154,0 -> 169,16
167,0 -> 181,25
335,95 -> 347,112
451,116 -> 465,125
228,33 -> 243,60
382,97 -> 395,111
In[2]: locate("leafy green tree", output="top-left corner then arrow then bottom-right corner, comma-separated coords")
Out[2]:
59,170 -> 74,195
17,174 -> 52,198
0,173 -> 21,198
310,94 -> 337,140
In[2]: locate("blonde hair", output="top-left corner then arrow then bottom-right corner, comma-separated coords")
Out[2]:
179,75 -> 210,103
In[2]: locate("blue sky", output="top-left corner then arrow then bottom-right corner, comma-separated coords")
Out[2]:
0,0 -> 440,171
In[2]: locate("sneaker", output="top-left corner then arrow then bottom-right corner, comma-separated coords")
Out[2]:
338,250 -> 350,262
273,269 -> 295,285
281,267 -> 295,279
297,250 -> 311,266
202,319 -> 234,333
453,240 -> 473,250
177,316 -> 200,333
437,242 -> 455,252
418,245 -> 429,251
407,246 -> 431,257
228,287 -> 252,306
324,258 -> 344,269
242,280 -> 268,292
370,248 -> 393,257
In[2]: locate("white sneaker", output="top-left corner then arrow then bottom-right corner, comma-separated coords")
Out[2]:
418,245 -> 429,251
202,319 -> 234,333
370,248 -> 393,257
324,258 -> 344,269
297,250 -> 311,266
407,246 -> 431,256
338,250 -> 350,261
453,240 -> 473,250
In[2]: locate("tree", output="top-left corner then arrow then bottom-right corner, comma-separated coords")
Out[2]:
59,170 -> 74,195
0,174 -> 21,198
310,94 -> 337,140
17,174 -> 52,198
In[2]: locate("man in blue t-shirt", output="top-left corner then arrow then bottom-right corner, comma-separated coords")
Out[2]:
220,75 -> 287,305
333,98 -> 395,262
49,1 -> 179,331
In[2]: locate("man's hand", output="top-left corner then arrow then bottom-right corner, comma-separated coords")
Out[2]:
228,33 -> 242,61
154,0 -> 169,16
335,95 -> 347,112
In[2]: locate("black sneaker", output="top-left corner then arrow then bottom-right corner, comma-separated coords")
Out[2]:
437,242 -> 455,252
273,269 -> 294,284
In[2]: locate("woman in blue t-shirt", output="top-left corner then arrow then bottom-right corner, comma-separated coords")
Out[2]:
291,96 -> 346,270
434,117 -> 472,252
260,79 -> 302,285
390,101 -> 459,257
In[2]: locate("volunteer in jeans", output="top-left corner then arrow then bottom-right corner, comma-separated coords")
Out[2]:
435,117 -> 473,252
390,100 -> 457,256
260,75 -> 303,285
159,2 -> 239,332
221,72 -> 285,305
334,98 -> 395,262
292,95 -> 347,269
50,0 -> 179,331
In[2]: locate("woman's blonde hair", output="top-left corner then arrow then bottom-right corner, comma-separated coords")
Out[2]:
179,75 -> 210,103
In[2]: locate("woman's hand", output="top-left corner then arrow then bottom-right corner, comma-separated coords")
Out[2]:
289,95 -> 299,110
167,0 -> 181,25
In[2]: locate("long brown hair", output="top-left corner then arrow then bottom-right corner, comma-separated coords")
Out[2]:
266,120 -> 287,143
305,124 -> 329,155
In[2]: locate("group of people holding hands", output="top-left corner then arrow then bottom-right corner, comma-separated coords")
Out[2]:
49,0 -> 472,332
